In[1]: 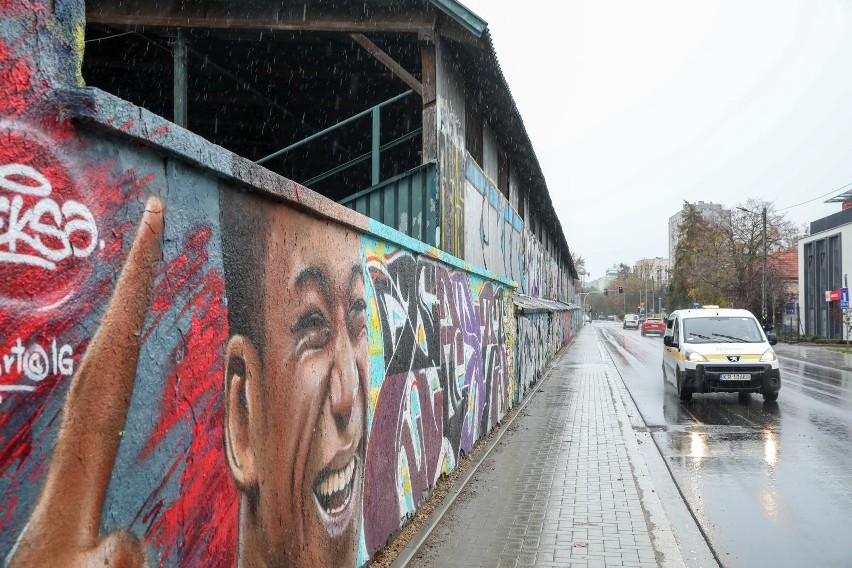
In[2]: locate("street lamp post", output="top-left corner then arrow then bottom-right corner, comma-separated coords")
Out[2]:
578,291 -> 603,322
761,207 -> 767,322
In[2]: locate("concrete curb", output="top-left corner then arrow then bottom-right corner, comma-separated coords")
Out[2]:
598,337 -> 720,568
600,342 -> 685,568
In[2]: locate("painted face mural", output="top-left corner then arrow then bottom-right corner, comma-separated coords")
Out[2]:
0,31 -> 533,568
220,192 -> 368,567
0,34 -> 368,561
5,189 -> 369,568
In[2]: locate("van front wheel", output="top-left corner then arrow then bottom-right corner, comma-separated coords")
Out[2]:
677,371 -> 692,401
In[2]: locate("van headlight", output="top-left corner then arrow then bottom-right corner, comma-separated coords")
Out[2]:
760,349 -> 778,362
685,350 -> 708,362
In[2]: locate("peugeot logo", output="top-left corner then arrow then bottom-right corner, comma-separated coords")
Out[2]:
727,356 -> 740,362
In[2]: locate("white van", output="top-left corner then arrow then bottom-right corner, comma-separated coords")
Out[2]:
662,307 -> 780,402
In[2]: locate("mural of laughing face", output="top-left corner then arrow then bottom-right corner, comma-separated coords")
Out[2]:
222,195 -> 368,567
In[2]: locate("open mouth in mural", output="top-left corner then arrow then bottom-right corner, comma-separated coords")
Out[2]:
312,449 -> 360,537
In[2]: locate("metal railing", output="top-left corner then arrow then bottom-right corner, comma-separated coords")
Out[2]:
255,90 -> 417,187
338,161 -> 439,247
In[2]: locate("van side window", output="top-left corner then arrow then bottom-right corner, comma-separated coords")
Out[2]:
671,319 -> 679,345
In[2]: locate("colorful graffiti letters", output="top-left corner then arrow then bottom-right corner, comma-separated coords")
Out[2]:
362,243 -> 512,554
0,20 -> 577,568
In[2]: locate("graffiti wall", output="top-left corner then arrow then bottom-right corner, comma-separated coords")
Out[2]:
515,310 -> 573,396
0,20 -> 521,568
361,239 -> 513,555
435,37 -> 466,259
463,158 -> 524,285
0,4 -> 590,566
523,229 -> 562,301
434,32 -> 573,306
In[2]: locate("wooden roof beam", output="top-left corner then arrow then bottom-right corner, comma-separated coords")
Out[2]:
86,12 -> 433,34
349,33 -> 422,97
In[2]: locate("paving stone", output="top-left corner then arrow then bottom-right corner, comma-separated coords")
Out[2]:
407,331 -> 666,568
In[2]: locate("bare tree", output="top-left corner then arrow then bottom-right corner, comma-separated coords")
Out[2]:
670,199 -> 801,315
719,199 -> 799,314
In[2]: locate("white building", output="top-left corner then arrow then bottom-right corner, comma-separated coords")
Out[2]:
633,257 -> 670,282
599,265 -> 621,292
668,201 -> 728,262
798,200 -> 852,339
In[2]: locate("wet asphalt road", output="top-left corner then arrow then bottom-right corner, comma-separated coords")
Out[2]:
592,321 -> 852,568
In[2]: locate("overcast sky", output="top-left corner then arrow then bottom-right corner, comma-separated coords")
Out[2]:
459,0 -> 852,279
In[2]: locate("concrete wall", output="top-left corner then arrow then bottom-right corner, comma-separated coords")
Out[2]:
0,4 -> 578,567
463,157 -> 524,285
0,10 -> 524,566
524,228 -> 562,301
516,311 -> 572,397
435,35 -> 466,259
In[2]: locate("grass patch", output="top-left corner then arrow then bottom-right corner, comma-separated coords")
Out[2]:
828,347 -> 852,354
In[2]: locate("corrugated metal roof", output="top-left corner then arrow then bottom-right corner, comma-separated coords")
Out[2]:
826,189 -> 852,203
434,1 -> 579,280
430,0 -> 487,36
480,28 -> 577,280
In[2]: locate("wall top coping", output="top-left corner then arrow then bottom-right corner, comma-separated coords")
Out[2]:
513,294 -> 577,313
57,86 -> 518,289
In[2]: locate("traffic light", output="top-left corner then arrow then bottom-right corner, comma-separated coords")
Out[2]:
604,288 -> 609,296
618,286 -> 624,294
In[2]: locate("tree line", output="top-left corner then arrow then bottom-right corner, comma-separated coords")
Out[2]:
667,200 -> 799,316
578,199 -> 801,320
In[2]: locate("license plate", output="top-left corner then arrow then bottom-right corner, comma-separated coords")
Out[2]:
720,373 -> 750,381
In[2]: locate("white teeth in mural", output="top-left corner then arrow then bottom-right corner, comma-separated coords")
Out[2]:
314,455 -> 356,516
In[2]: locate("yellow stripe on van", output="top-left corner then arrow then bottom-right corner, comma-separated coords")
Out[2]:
666,348 -> 685,361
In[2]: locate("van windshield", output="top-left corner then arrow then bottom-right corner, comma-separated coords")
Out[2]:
682,317 -> 764,344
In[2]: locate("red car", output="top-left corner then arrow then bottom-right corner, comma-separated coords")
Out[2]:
641,317 -> 666,336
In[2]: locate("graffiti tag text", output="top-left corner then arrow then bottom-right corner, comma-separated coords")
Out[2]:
0,163 -> 101,270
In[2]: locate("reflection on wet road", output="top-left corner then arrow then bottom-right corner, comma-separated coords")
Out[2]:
592,322 -> 852,568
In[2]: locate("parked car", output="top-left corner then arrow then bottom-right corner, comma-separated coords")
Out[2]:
641,317 -> 665,336
662,307 -> 780,402
623,314 -> 639,329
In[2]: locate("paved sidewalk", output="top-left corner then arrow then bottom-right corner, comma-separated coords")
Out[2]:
405,328 -> 684,568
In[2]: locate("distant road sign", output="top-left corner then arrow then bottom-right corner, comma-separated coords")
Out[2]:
842,287 -> 849,310
692,302 -> 700,309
